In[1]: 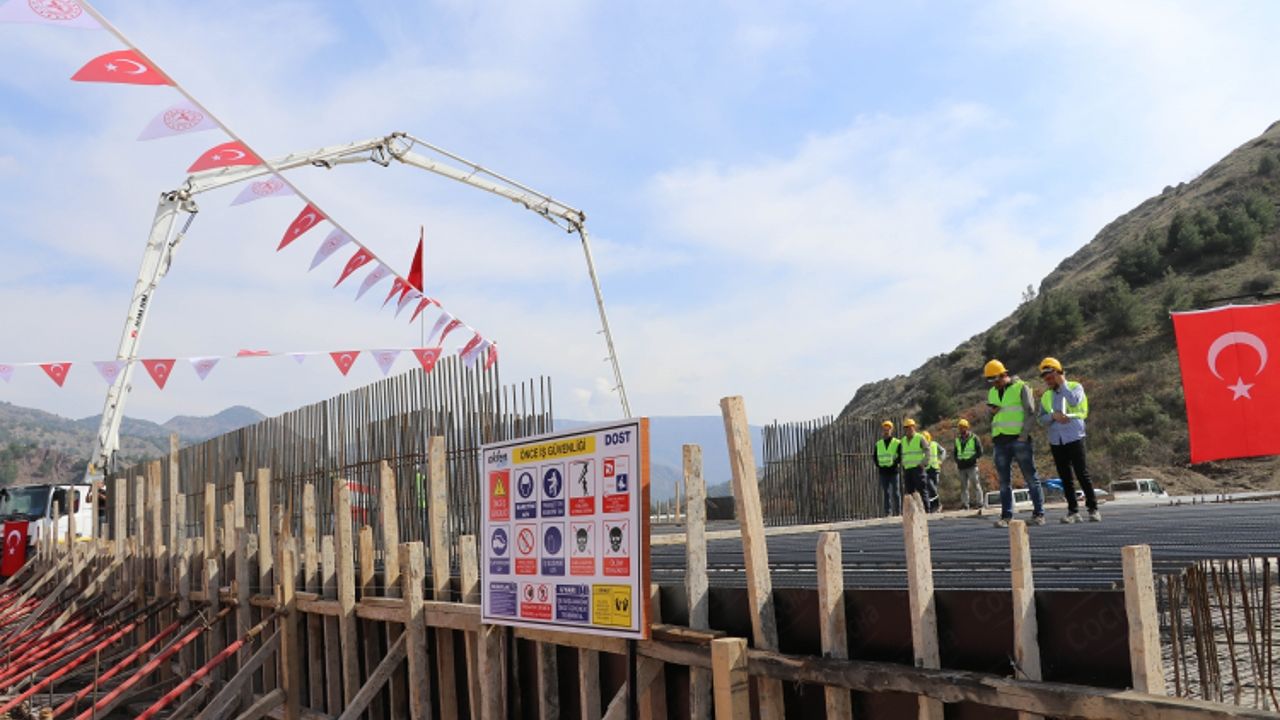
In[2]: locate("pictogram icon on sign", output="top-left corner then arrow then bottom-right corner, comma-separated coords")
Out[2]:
517,527 -> 536,556
537,584 -> 550,603
517,471 -> 535,498
491,528 -> 508,556
493,475 -> 507,497
543,467 -> 563,497
544,525 -> 562,554
523,584 -> 535,602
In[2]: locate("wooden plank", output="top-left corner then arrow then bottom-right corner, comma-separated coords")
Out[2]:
578,648 -> 601,720
600,659 -> 665,720
683,443 -> 711,720
1123,544 -> 1166,695
195,631 -> 281,720
902,494 -> 944,720
458,534 -> 482,719
638,584 -> 668,719
258,468 -> 277,693
379,462 -> 409,720
179,539 -> 193,676
236,529 -> 253,711
302,483 -> 325,713
1008,520 -> 1043,720
333,478 -> 361,708
205,482 -> 222,670
711,637 -> 750,720
816,531 -> 853,719
322,535 -> 343,715
537,642 -> 559,720
477,623 -> 505,720
427,435 -> 459,720
399,542 -> 434,720
336,633 -> 407,720
279,531 -> 302,720
359,525 -> 386,719
719,395 -> 785,720
233,688 -> 284,720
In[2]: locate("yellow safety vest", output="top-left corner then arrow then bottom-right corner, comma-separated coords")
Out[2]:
1041,381 -> 1089,419
954,435 -> 978,461
875,437 -> 901,469
927,441 -> 942,470
988,380 -> 1028,438
901,434 -> 926,469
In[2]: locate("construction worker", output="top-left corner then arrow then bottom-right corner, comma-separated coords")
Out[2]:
874,420 -> 902,516
953,419 -> 984,511
984,359 -> 1046,527
922,430 -> 945,512
899,418 -> 929,510
1037,357 -> 1101,523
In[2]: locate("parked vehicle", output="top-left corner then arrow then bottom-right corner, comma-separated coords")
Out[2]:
985,488 -> 1033,511
0,484 -> 96,562
1108,478 -> 1169,501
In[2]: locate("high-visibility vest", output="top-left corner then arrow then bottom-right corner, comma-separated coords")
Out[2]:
901,434 -> 926,469
1041,381 -> 1089,420
955,435 -> 978,461
927,441 -> 942,470
875,437 -> 900,468
988,380 -> 1028,438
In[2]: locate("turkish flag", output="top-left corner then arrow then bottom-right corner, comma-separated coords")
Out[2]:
1,521 -> 28,577
412,348 -> 442,373
279,204 -> 324,251
40,362 -> 71,387
334,248 -> 373,287
485,344 -> 499,371
383,278 -> 408,308
409,296 -> 437,323
188,141 -> 260,173
1172,302 -> 1280,462
141,358 -> 176,390
329,351 -> 360,376
407,233 -> 424,292
71,49 -> 170,85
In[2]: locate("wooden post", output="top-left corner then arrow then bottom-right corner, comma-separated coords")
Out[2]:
113,476 -> 127,559
258,468 -> 276,691
236,528 -> 252,709
459,534 -> 483,718
639,584 -> 669,719
1123,544 -> 1166,695
203,482 -> 217,576
578,646 -> 601,720
400,541 -> 434,720
279,521 -> 302,720
334,477 -> 361,707
817,531 -> 853,718
711,637 -> 750,720
537,642 -> 559,720
719,396 -> 785,720
135,475 -> 146,573
902,494 -> 944,720
178,538 -> 193,674
378,462 -> 409,720
302,483 -> 325,712
684,444 -> 712,720
359,525 -> 387,719
322,535 -> 343,715
1008,520 -> 1043,720
428,435 -> 459,720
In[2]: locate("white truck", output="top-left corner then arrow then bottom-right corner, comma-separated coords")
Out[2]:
1107,478 -> 1169,502
0,484 -> 96,558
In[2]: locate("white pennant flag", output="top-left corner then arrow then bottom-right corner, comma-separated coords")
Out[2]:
93,359 -> 127,384
0,1 -> 100,29
230,175 -> 295,206
189,356 -> 220,381
395,289 -> 422,318
288,352 -> 308,364
355,263 -> 392,300
371,349 -> 401,376
426,312 -> 453,346
0,364 -> 12,383
463,339 -> 492,368
137,99 -> 218,141
310,230 -> 350,270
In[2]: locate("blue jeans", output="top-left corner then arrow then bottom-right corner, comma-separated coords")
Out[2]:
993,439 -> 1044,519
879,470 -> 901,516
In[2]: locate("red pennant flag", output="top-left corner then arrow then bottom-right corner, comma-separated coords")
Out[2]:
187,141 -> 260,173
278,204 -> 325,251
409,297 -> 438,323
329,351 -> 360,376
412,348 -> 442,374
1173,302 -> 1280,462
485,344 -> 499,370
383,278 -> 408,308
334,248 -> 373,287
407,230 -> 424,292
459,332 -> 484,359
40,362 -> 71,387
71,49 -> 170,86
236,349 -> 271,357
439,319 -> 464,345
141,359 -> 176,390
1,521 -> 28,577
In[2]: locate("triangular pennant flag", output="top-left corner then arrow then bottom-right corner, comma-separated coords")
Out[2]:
189,356 -> 220,381
407,231 -> 424,291
439,318 -> 464,345
141,359 -> 176,389
39,362 -> 71,387
288,353 -> 308,364
0,364 -> 11,383
459,333 -> 484,359
236,349 -> 271,357
355,264 -> 392,300
0,0 -> 100,28
230,175 -> 294,205
464,340 -> 491,368
71,49 -> 169,85
426,313 -> 453,345
310,230 -> 350,270
395,289 -> 422,318
412,348 -> 442,374
383,278 -> 408,308
329,351 -> 360,376
279,203 -> 325,251
485,343 -> 499,371
408,297 -> 437,324
93,360 -> 127,384
334,248 -> 374,287
188,141 -> 260,173
371,349 -> 401,376
138,100 -> 216,141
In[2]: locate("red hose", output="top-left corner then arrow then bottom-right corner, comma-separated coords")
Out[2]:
0,614 -> 146,714
132,635 -> 247,720
52,615 -> 187,718
0,621 -> 107,688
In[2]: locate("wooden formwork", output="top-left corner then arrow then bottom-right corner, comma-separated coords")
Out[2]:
2,399 -> 1278,719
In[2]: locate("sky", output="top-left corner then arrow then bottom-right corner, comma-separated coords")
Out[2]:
2,0 -> 1280,430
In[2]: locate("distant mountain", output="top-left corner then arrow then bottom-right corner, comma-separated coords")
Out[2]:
555,416 -> 763,500
160,406 -> 266,441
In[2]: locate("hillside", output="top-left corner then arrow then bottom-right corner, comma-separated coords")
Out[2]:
840,120 -> 1280,496
0,402 -> 265,484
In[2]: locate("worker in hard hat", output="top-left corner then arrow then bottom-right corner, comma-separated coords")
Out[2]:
899,418 -> 929,510
1037,357 -> 1100,523
874,420 -> 902,516
922,430 -> 945,512
984,359 -> 1046,527
953,418 -> 985,511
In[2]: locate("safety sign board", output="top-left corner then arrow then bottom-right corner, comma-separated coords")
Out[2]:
480,419 -> 650,640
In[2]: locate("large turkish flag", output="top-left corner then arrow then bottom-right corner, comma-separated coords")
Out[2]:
2,521 -> 28,577
1172,302 -> 1280,462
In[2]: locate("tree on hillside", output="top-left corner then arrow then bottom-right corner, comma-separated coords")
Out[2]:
1244,191 -> 1277,233
1165,211 -> 1204,268
1100,278 -> 1143,338
1114,229 -> 1164,287
1018,291 -> 1084,349
918,372 -> 956,426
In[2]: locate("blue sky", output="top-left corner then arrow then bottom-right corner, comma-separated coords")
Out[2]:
3,0 -> 1280,428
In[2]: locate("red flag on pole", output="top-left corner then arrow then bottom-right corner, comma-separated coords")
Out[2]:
407,228 -> 424,292
188,141 -> 260,173
279,204 -> 324,250
329,351 -> 360,376
71,49 -> 170,85
1172,302 -> 1280,462
1,521 -> 28,577
39,362 -> 71,387
141,359 -> 176,390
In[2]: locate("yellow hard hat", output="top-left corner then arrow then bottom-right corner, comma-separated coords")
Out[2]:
903,418 -> 917,428
957,418 -> 970,429
922,431 -> 932,442
1039,357 -> 1063,375
881,420 -> 894,429
983,359 -> 1007,378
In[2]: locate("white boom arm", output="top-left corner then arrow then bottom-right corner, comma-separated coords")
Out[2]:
89,132 -> 631,477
